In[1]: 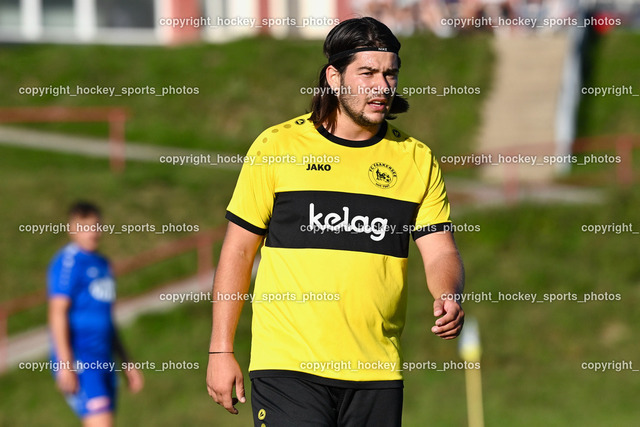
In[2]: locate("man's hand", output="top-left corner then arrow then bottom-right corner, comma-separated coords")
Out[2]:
123,366 -> 144,393
206,354 -> 246,415
415,230 -> 465,340
206,223 -> 261,414
432,298 -> 464,339
56,366 -> 78,394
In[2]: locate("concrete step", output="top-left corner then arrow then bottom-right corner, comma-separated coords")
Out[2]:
477,34 -> 570,183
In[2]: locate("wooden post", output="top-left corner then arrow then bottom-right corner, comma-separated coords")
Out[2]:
198,234 -> 214,291
0,308 -> 7,373
616,137 -> 633,186
108,110 -> 126,173
504,158 -> 519,204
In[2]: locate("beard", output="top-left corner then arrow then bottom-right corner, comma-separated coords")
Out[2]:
338,93 -> 385,127
337,78 -> 389,128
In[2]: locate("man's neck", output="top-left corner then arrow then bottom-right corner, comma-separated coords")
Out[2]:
326,111 -> 381,141
70,241 -> 96,253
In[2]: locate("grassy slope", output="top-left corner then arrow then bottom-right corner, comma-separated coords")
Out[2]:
0,34 -> 492,155
3,30 -> 640,426
1,145 -> 238,300
566,30 -> 640,184
0,145 -> 239,334
401,173 -> 640,425
1,33 -> 492,331
577,31 -> 640,138
2,184 -> 638,425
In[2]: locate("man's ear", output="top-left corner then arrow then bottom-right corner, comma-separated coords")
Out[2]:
326,65 -> 341,94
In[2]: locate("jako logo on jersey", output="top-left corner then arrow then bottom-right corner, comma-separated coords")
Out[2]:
368,162 -> 397,189
305,163 -> 331,171
308,203 -> 388,241
89,277 -> 116,302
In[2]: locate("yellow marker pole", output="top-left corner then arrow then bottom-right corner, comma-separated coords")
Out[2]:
458,316 -> 484,427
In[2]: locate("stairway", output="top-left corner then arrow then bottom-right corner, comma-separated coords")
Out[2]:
477,34 -> 570,183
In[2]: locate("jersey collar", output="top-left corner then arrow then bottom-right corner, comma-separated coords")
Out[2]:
316,121 -> 387,148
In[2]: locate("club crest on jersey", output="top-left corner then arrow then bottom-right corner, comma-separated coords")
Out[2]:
89,277 -> 116,302
308,203 -> 388,241
368,162 -> 397,189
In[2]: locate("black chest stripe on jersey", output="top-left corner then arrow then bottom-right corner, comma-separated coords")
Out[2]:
265,191 -> 418,258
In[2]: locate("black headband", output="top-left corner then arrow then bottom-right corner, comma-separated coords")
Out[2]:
328,46 -> 399,64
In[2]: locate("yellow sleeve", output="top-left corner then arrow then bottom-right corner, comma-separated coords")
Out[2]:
225,131 -> 276,235
413,153 -> 452,239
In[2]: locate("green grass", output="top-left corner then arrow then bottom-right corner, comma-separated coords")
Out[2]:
6,250 -> 200,335
2,185 -> 638,425
0,34 -> 493,333
401,186 -> 640,426
0,144 -> 238,335
0,34 -> 492,156
0,302 -> 254,427
572,29 -> 640,185
0,144 -> 238,301
577,30 -> 640,138
392,34 -> 494,156
557,149 -> 640,187
2,31 -> 639,426
557,29 -> 640,184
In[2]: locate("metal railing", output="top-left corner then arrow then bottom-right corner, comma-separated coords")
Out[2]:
0,106 -> 129,172
440,134 -> 639,202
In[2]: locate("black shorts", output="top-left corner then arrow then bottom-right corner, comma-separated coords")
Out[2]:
250,373 -> 403,427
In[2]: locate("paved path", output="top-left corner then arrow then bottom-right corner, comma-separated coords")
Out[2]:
2,259 -> 260,373
0,123 -> 602,206
477,34 -> 570,183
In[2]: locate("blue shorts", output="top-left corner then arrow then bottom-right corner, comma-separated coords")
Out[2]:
58,365 -> 117,418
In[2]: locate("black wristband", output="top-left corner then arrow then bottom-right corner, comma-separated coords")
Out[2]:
208,351 -> 234,354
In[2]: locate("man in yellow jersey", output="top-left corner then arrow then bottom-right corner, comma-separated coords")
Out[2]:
206,17 -> 465,426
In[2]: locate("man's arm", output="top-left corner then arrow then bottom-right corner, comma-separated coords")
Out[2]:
48,296 -> 78,393
415,230 -> 465,339
113,327 -> 144,393
206,222 -> 264,415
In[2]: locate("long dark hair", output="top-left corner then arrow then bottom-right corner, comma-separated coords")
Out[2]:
309,17 -> 409,127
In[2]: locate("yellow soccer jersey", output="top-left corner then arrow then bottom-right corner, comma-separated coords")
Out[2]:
226,113 -> 451,387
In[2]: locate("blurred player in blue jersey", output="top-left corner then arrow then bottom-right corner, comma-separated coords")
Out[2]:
48,202 -> 143,426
